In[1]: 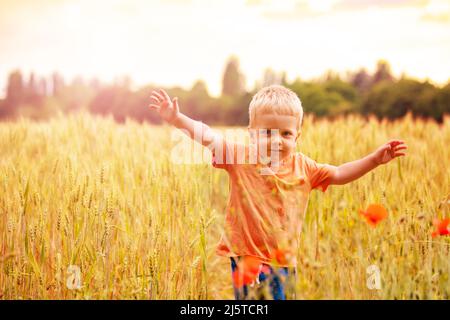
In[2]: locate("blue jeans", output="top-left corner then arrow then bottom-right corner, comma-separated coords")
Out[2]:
230,257 -> 297,300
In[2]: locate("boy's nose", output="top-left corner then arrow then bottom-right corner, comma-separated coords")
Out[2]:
271,135 -> 283,147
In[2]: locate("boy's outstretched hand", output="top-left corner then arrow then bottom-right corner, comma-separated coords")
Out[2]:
148,89 -> 180,124
372,139 -> 408,165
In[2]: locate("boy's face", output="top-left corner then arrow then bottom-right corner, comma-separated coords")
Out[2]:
248,113 -> 301,162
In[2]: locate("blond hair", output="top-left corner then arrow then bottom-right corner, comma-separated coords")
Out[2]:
248,85 -> 303,130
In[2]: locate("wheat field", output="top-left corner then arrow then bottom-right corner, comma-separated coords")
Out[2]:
0,111 -> 449,299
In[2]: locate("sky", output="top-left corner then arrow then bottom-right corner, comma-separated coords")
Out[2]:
0,0 -> 449,97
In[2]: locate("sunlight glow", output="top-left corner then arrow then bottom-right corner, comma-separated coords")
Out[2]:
0,0 -> 448,97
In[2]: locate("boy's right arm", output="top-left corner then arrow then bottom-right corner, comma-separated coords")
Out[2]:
148,89 -> 220,150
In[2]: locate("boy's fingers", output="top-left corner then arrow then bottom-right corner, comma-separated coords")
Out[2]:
172,97 -> 179,113
152,91 -> 164,101
148,104 -> 160,110
389,139 -> 405,146
150,95 -> 160,103
159,89 -> 171,101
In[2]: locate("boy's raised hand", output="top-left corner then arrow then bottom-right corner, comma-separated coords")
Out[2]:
372,139 -> 408,165
148,89 -> 180,124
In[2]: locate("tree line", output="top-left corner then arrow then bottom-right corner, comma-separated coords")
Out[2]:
0,57 -> 448,124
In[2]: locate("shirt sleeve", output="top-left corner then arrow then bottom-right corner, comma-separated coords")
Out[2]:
301,153 -> 338,192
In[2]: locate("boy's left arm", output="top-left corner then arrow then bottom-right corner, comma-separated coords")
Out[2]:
328,139 -> 408,185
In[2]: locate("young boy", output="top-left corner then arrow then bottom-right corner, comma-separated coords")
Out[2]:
148,85 -> 407,300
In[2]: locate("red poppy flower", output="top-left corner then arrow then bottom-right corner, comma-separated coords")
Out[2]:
232,256 -> 263,288
359,204 -> 388,227
431,218 -> 450,238
260,264 -> 271,274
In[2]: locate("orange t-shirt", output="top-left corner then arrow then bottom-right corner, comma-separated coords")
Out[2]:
210,138 -> 337,267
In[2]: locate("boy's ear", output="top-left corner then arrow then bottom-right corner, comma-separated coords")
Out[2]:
296,131 -> 302,141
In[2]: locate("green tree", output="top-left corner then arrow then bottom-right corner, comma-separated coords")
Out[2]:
361,78 -> 442,121
350,68 -> 371,93
432,82 -> 450,122
24,72 -> 45,107
4,70 -> 25,117
287,79 -> 344,117
51,72 -> 65,97
324,77 -> 358,103
372,60 -> 394,85
222,55 -> 246,97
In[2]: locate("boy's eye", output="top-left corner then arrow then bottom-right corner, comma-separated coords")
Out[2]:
283,131 -> 292,136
